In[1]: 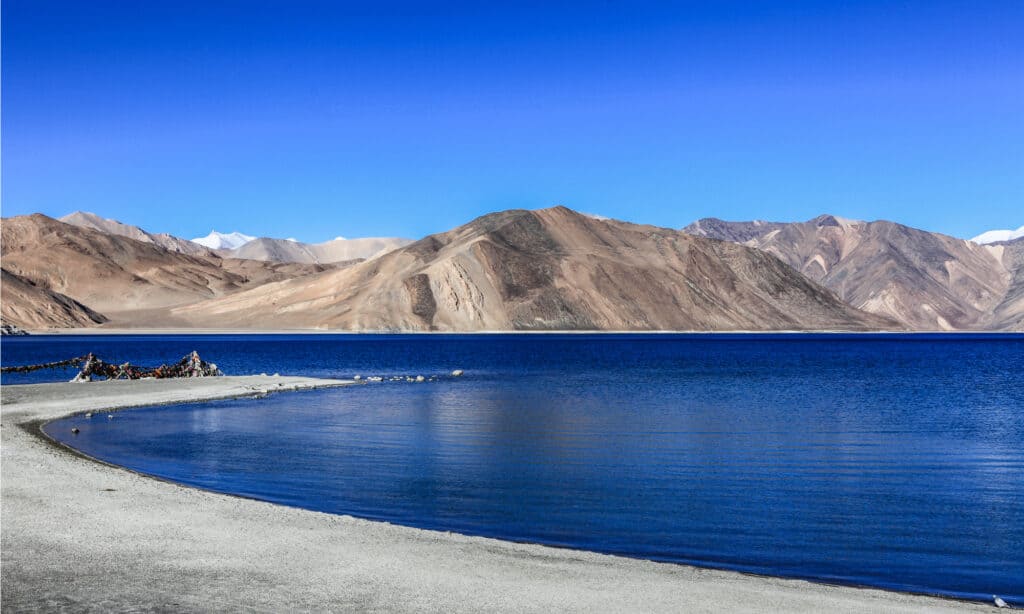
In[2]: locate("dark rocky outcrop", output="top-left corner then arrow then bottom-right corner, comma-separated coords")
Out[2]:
404,274 -> 437,327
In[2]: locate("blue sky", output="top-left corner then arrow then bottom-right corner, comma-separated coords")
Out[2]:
2,1 -> 1021,242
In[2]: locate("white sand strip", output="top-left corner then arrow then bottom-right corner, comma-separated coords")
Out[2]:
1,377 -> 990,613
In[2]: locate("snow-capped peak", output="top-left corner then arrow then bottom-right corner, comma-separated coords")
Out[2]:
191,230 -> 257,250
970,225 -> 1024,245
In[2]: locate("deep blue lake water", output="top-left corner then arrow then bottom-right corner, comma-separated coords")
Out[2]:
4,334 -> 1023,602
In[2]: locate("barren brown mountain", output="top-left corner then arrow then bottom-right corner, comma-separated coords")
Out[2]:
1,214 -> 331,327
61,210 -> 412,265
228,236 -> 412,264
60,211 -> 211,255
684,215 -> 1013,330
985,237 -> 1024,331
172,207 -> 894,331
1,269 -> 107,329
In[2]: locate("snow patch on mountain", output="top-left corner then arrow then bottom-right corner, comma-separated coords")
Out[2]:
971,225 -> 1024,245
191,231 -> 257,250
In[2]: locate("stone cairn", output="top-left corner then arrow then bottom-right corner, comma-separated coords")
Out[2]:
1,351 -> 222,382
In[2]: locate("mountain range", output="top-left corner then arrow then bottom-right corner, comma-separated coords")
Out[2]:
683,215 -> 1019,331
169,207 -> 892,331
185,226 -> 411,264
60,212 -> 411,265
2,214 -> 336,328
227,236 -> 412,265
60,211 -> 210,255
1,208 -> 1020,332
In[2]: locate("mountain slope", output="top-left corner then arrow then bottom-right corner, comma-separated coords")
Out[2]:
228,236 -> 410,264
60,211 -> 209,255
61,211 -> 407,265
985,237 -> 1024,331
1,268 -> 108,329
1,214 -> 330,326
681,218 -> 788,244
226,238 -> 317,262
684,215 -> 1010,330
173,207 -> 894,331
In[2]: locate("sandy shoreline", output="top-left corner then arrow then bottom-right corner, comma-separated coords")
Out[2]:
1,377 -> 991,612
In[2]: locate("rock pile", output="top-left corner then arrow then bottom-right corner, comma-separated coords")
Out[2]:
1,351 -> 222,381
1,322 -> 29,336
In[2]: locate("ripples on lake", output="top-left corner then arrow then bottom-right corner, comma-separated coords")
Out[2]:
7,333 -> 1021,602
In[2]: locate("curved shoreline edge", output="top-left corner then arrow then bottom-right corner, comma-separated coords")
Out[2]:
1,377 -> 990,613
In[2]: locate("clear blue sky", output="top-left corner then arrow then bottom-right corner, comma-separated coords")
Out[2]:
2,0 -> 1021,242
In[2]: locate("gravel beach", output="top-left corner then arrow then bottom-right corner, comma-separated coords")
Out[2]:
1,377 -> 992,612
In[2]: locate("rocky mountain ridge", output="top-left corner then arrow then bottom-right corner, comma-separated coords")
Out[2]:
228,235 -> 412,265
170,207 -> 894,331
2,214 -> 334,328
60,211 -> 411,265
683,215 -> 1020,330
5,208 -> 1020,331
60,212 -> 210,255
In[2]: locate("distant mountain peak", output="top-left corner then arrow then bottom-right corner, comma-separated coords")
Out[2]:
60,211 -> 208,255
61,210 -> 131,229
809,214 -> 862,229
971,225 -> 1024,245
62,210 -> 105,223
683,217 -> 788,243
191,231 -> 257,250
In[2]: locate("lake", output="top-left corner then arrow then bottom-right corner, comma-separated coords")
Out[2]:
4,333 -> 1022,602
